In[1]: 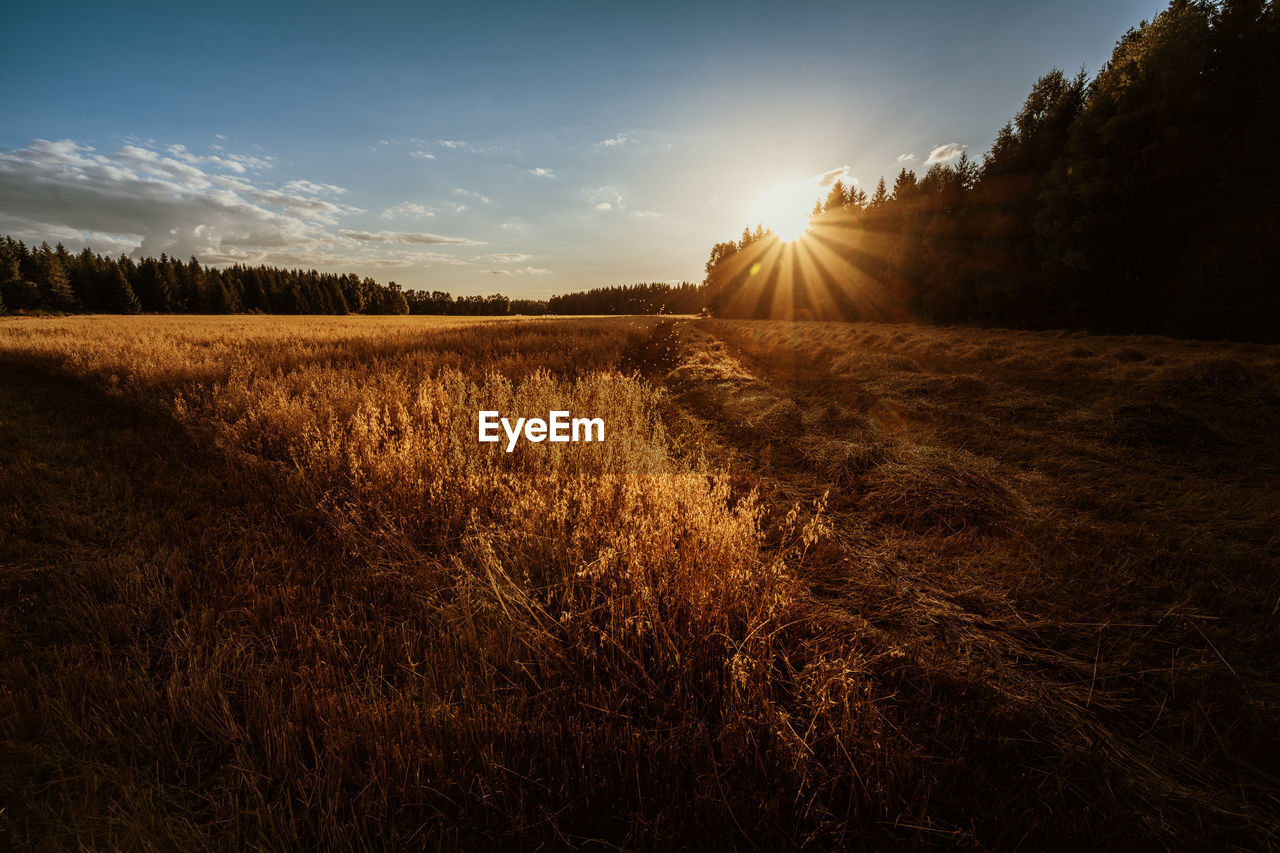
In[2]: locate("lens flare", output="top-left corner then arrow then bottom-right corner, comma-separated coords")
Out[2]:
748,180 -> 818,242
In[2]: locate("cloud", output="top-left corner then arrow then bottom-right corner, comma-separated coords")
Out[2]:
256,249 -> 472,269
529,167 -> 555,177
454,187 -> 491,204
597,133 -> 634,148
0,137 -> 500,271
338,229 -> 482,246
410,151 -> 435,160
438,139 -> 467,149
816,166 -> 852,187
924,143 -> 967,165
487,252 -> 531,262
283,179 -> 346,196
370,251 -> 472,267
482,266 -> 550,276
164,143 -> 275,174
379,202 -> 435,219
0,213 -> 141,258
631,210 -> 662,219
0,138 -> 363,261
591,186 -> 624,211
897,153 -> 916,162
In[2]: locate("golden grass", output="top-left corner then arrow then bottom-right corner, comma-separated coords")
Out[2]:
1,314 -> 1278,849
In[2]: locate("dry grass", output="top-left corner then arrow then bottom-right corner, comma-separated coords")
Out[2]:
1,314 -> 1278,849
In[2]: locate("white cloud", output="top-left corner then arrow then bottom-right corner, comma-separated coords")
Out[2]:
0,214 -> 141,258
163,143 -> 275,174
379,202 -> 435,219
410,151 -> 436,160
369,251 -> 472,267
631,210 -> 662,219
598,133 -> 634,148
454,187 -> 491,204
591,186 -> 624,211
529,167 -> 555,177
338,229 -> 482,246
924,143 -> 967,165
0,138 -> 356,261
0,137 -> 493,268
487,252 -> 531,262
283,179 -> 346,196
897,153 -> 916,162
816,166 -> 852,187
439,139 -> 467,149
482,266 -> 550,276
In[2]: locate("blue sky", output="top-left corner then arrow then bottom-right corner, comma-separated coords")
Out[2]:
1,0 -> 1167,296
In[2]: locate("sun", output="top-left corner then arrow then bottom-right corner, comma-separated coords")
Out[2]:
748,180 -> 818,242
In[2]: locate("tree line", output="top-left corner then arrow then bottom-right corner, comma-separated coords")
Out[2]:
405,282 -> 703,316
0,237 -> 415,316
0,236 -> 708,319
546,282 -> 702,315
704,0 -> 1280,341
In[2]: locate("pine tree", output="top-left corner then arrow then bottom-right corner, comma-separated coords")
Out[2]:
0,245 -> 34,310
892,168 -> 917,201
105,265 -> 141,313
825,179 -> 848,212
184,256 -> 208,312
870,177 -> 888,209
36,244 -> 80,311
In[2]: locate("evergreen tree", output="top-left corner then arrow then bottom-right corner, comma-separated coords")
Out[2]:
105,265 -> 142,313
869,177 -> 888,209
0,242 -> 37,310
825,179 -> 848,213
35,243 -> 80,311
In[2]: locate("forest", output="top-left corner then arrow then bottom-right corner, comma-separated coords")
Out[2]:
704,0 -> 1280,341
0,237 -> 700,320
0,238 -> 417,316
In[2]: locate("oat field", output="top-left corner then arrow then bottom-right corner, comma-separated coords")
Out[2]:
2,315 -> 1277,849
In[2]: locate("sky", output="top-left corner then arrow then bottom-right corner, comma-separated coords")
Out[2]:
0,0 -> 1169,297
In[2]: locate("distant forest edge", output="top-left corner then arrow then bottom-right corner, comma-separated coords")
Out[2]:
705,0 -> 1280,342
0,237 -> 702,318
4,1 -> 1278,341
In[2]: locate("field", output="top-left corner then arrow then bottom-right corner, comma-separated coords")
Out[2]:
1,314 -> 1278,849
